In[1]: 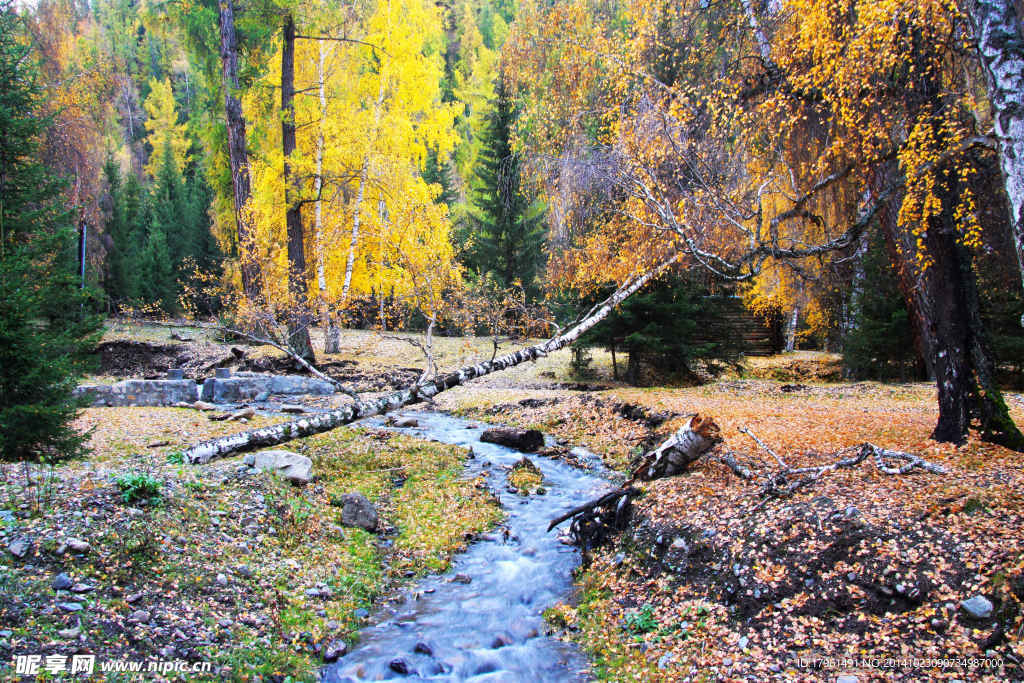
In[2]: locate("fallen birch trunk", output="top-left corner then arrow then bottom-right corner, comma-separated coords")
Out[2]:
631,413 -> 722,480
184,255 -> 678,463
548,415 -> 722,544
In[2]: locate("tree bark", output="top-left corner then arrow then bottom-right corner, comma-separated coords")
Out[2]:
969,0 -> 1024,322
784,304 -> 800,352
313,42 -> 340,354
281,14 -> 315,362
631,413 -> 722,480
183,255 -> 678,463
217,0 -> 261,301
341,159 -> 368,305
877,163 -> 1024,450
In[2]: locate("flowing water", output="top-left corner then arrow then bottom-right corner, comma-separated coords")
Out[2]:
320,410 -> 617,682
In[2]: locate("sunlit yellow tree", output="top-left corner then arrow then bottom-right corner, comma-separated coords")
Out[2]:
143,77 -> 191,178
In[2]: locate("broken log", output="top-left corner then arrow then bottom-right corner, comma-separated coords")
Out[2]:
480,427 -> 544,452
631,413 -> 722,480
547,487 -> 641,551
183,255 -> 679,463
546,415 -> 721,546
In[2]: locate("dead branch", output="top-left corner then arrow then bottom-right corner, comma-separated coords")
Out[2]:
738,426 -> 788,468
548,487 -> 641,552
547,487 -> 640,532
709,449 -> 755,480
750,439 -> 948,504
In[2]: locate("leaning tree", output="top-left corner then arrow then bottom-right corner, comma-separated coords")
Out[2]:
504,0 -> 1024,450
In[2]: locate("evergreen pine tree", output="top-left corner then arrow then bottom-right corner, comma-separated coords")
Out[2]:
0,5 -> 102,462
423,149 -> 457,208
147,138 -> 188,311
141,218 -> 176,311
580,273 -> 743,385
843,231 -> 922,380
463,73 -> 546,297
102,159 -> 131,303
181,163 -> 222,314
121,171 -> 149,303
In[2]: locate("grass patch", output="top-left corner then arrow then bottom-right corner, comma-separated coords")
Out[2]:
508,457 -> 545,495
0,407 -> 502,682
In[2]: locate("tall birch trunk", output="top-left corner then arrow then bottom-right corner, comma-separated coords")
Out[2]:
217,0 -> 262,301
341,160 -> 368,304
340,78 -> 386,305
184,255 -> 679,463
314,42 -> 341,354
970,0 -> 1024,323
784,305 -> 800,352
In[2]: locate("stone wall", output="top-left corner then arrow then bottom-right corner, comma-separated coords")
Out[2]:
200,374 -> 336,403
75,374 -> 336,407
73,380 -> 200,407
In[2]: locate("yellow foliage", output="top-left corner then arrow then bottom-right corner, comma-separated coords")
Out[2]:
507,0 -> 995,321
143,77 -> 190,178
241,0 -> 461,318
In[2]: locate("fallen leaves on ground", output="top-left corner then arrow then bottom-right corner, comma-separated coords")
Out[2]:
452,379 -> 1024,681
0,406 -> 501,681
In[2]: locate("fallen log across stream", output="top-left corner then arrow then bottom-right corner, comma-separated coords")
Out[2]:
183,254 -> 679,463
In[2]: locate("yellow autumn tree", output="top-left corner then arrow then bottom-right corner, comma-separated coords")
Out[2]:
143,77 -> 190,178
242,0 -> 460,343
506,0 -> 1024,448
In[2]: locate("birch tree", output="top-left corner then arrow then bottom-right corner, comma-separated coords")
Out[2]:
968,0 -> 1024,323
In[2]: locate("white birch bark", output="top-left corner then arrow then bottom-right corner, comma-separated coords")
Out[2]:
632,414 -> 722,480
970,0 -> 1024,322
785,305 -> 800,352
340,71 -> 387,305
314,43 -> 341,354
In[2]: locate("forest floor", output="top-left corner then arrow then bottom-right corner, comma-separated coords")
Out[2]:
3,319 -> 1023,681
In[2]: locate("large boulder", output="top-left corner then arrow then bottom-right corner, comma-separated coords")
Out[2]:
243,451 -> 313,484
480,427 -> 544,452
337,493 -> 379,532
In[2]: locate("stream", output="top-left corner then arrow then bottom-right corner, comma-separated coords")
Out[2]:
320,410 -> 617,682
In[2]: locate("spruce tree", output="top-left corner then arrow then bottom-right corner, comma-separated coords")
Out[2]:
121,171 -> 149,303
102,162 -> 150,307
843,231 -> 922,381
147,139 -> 187,311
180,163 -> 222,314
580,273 -> 743,385
102,159 -> 131,303
463,73 -> 546,297
0,5 -> 102,462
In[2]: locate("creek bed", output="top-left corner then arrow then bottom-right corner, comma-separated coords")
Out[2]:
322,410 -> 616,682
